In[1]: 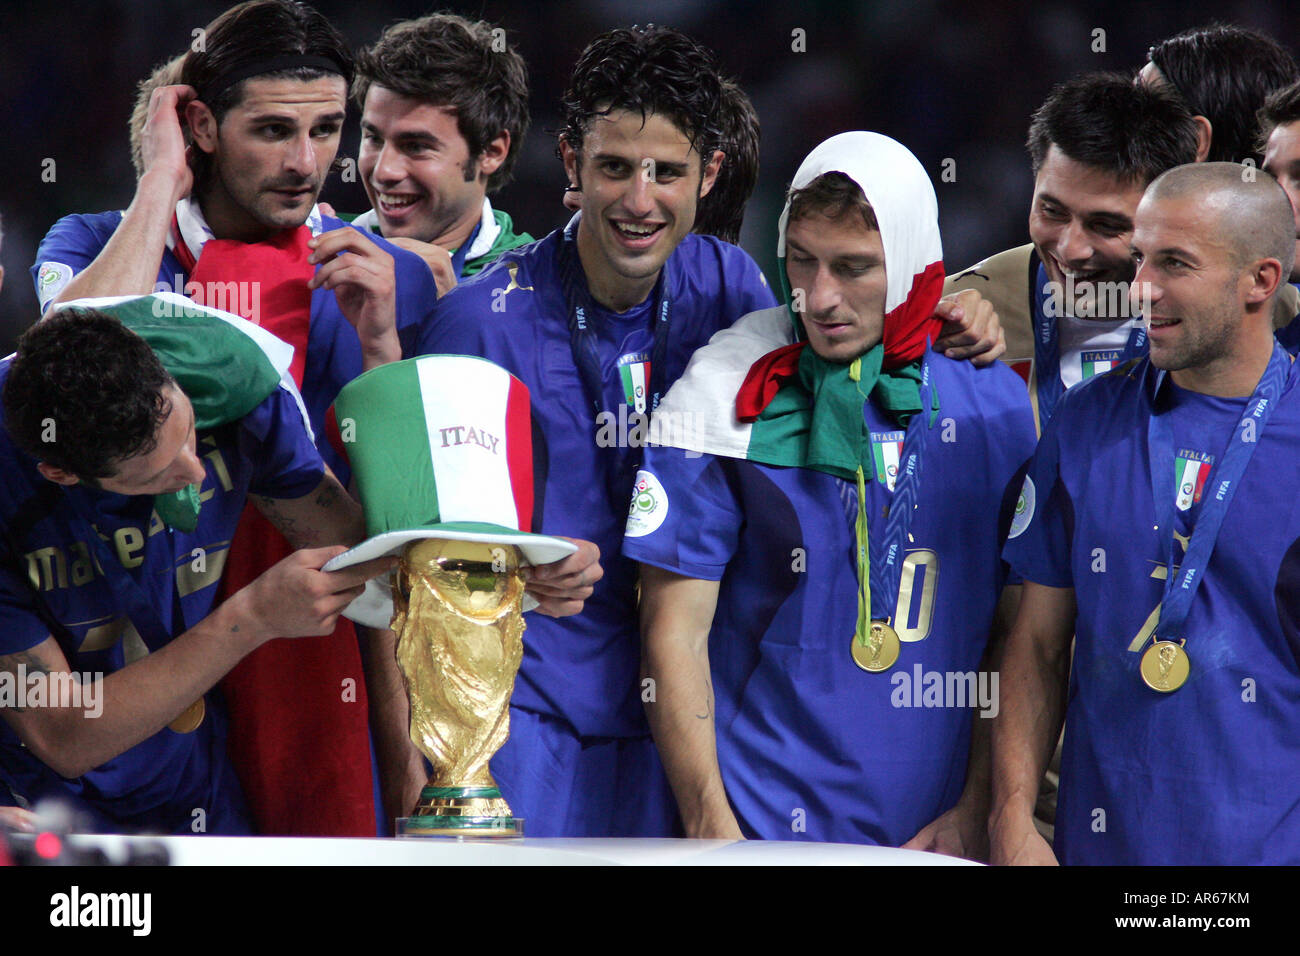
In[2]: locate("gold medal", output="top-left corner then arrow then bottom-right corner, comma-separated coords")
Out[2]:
1140,640 -> 1190,693
168,698 -> 206,733
851,620 -> 901,673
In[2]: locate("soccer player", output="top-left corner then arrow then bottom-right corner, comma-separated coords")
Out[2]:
348,13 -> 534,295
1139,23 -> 1298,166
992,162 -> 1300,865
625,132 -> 1035,850
395,25 -> 776,838
0,305 -> 393,833
945,73 -> 1202,431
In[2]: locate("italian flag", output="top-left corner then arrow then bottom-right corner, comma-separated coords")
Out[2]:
647,305 -> 800,459
52,291 -> 311,436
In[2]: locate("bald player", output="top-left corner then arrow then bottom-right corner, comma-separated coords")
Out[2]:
992,163 -> 1300,865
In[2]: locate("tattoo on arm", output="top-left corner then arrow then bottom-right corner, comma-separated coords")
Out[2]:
695,679 -> 712,720
250,493 -> 320,548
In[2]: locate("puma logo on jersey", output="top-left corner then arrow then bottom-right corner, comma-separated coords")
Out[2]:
501,262 -> 533,299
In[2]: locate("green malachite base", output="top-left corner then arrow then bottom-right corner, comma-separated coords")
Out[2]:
395,784 -> 523,838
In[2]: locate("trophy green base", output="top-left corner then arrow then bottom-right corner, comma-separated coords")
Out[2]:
395,785 -> 524,839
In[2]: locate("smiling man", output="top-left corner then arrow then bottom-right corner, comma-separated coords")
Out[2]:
993,163 -> 1300,865
625,133 -> 1035,852
378,25 -> 779,837
348,14 -> 534,296
946,73 -> 1201,432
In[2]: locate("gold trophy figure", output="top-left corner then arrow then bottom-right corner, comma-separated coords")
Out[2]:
394,539 -> 525,834
321,355 -> 579,837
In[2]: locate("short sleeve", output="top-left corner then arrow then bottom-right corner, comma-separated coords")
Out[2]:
31,214 -> 113,311
241,387 -> 327,499
1002,409 -> 1074,588
0,566 -> 57,656
622,444 -> 742,581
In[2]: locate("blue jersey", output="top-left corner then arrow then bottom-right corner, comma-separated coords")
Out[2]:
415,226 -> 775,738
31,210 -> 439,483
1005,356 -> 1300,864
0,375 -> 324,834
624,353 -> 1035,844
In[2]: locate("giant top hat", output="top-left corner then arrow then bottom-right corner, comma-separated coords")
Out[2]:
322,354 -> 576,628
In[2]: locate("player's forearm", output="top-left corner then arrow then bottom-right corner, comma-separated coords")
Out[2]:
8,599 -> 264,779
359,329 -> 403,372
960,585 -> 1021,818
638,566 -> 737,838
642,636 -> 735,836
49,170 -> 182,308
989,599 -> 1070,847
250,469 -> 365,551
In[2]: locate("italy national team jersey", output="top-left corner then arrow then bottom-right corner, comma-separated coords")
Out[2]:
32,209 -> 439,483
624,353 -> 1035,844
0,376 -> 324,834
1005,356 -> 1300,864
415,223 -> 775,739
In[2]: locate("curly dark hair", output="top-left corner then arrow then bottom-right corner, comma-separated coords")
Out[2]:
559,24 -> 723,171
4,310 -> 173,480
1027,72 -> 1198,186
354,13 -> 530,193
693,77 -> 760,245
181,0 -> 354,189
1148,23 -> 1298,165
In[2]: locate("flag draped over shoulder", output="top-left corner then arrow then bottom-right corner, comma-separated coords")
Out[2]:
648,131 -> 945,469
646,131 -> 945,648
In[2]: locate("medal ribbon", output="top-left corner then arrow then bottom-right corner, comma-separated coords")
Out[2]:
859,355 -> 936,638
558,216 -> 673,511
1146,343 -> 1291,643
1031,263 -> 1147,422
558,215 -> 672,421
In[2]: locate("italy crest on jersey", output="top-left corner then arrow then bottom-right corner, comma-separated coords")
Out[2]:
617,352 -> 652,414
1174,449 -> 1213,512
871,430 -> 906,490
1080,348 -> 1122,381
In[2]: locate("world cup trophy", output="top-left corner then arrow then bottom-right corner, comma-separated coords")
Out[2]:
393,538 -> 524,834
322,355 -> 577,837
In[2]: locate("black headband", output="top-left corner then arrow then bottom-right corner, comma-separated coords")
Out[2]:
202,54 -> 345,101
